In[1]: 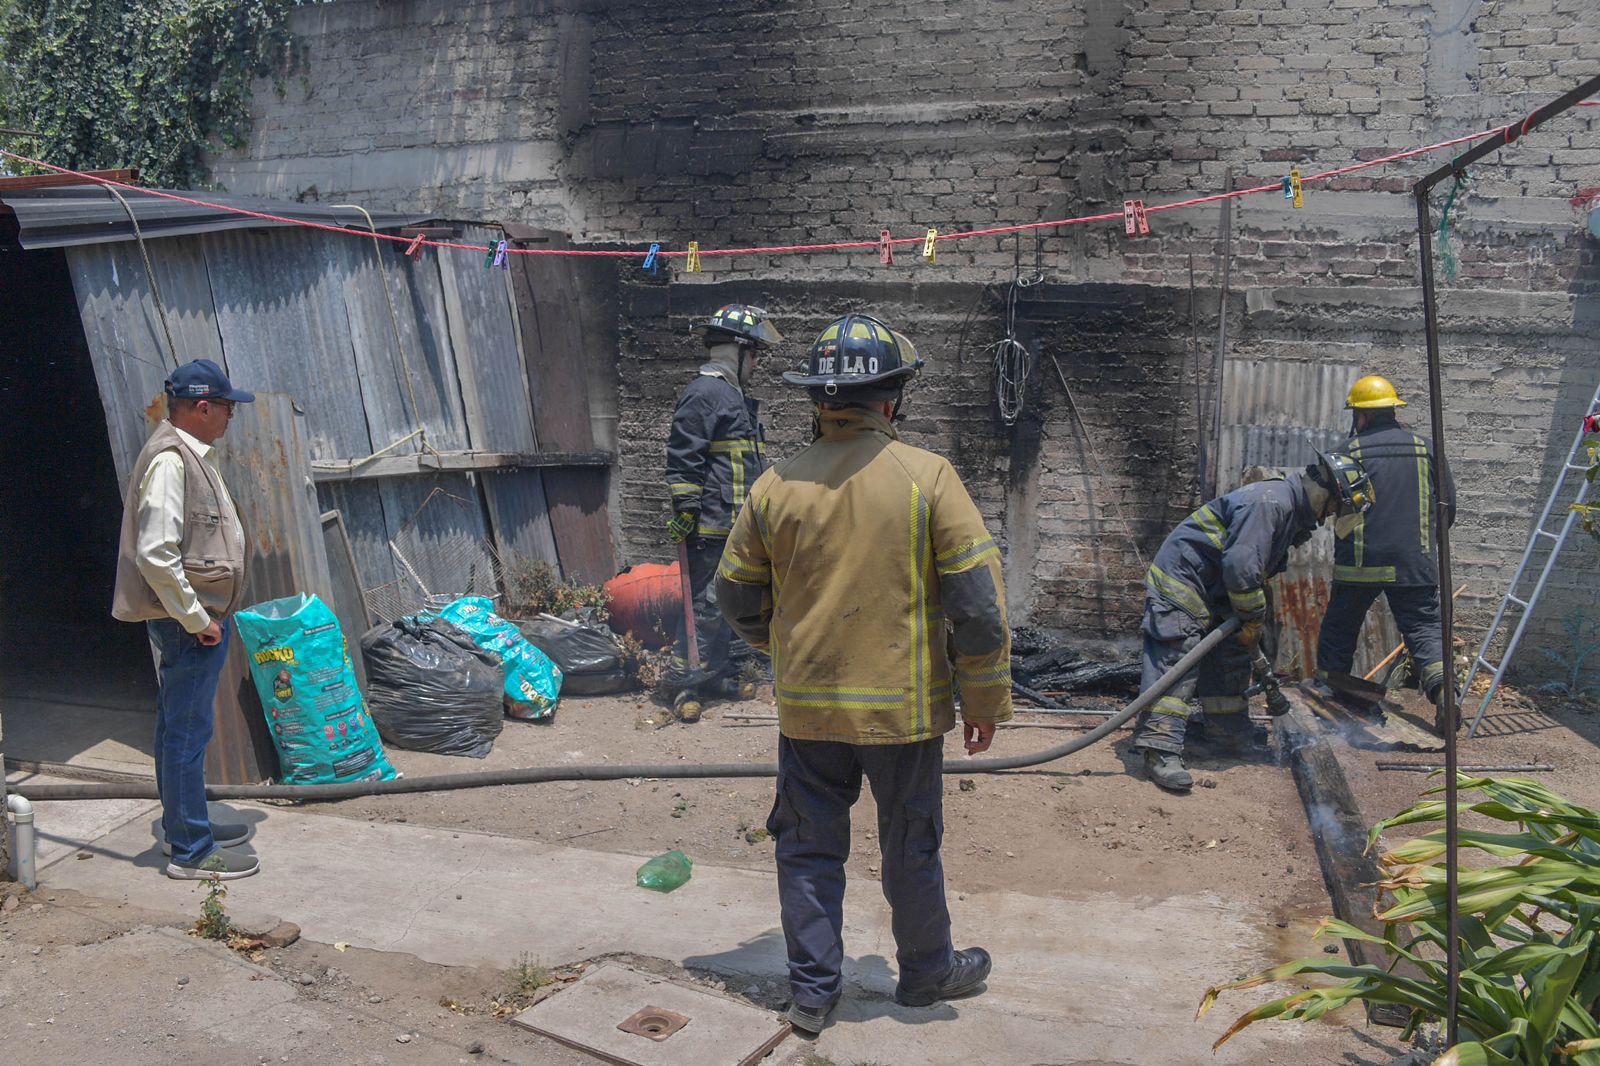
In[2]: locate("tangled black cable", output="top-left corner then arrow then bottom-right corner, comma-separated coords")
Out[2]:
991,268 -> 1044,425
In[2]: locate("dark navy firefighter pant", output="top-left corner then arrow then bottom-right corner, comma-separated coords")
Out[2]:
768,735 -> 955,1010
1130,594 -> 1254,756
677,534 -> 745,681
1316,583 -> 1445,697
148,617 -> 233,866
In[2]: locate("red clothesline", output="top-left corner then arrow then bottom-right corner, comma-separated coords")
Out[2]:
0,106 -> 1569,261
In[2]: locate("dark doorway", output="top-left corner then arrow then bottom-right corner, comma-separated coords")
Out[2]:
0,246 -> 156,773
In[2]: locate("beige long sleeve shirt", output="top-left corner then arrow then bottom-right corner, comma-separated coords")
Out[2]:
134,425 -> 244,634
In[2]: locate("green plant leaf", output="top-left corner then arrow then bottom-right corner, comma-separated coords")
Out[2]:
1426,1041 -> 1518,1066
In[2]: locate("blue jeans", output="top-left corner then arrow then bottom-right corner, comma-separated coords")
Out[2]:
767,735 -> 954,1008
147,618 -> 231,866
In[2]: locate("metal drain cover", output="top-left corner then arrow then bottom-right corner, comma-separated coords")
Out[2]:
618,1006 -> 690,1041
512,962 -> 789,1066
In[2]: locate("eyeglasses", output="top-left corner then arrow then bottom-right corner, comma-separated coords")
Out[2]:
202,399 -> 237,417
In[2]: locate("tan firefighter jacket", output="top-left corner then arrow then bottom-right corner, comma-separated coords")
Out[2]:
716,406 -> 1012,744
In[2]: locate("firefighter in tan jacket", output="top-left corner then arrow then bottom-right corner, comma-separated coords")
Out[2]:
716,314 -> 1010,1035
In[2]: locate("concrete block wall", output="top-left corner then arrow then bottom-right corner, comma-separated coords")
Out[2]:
213,0 -> 1600,677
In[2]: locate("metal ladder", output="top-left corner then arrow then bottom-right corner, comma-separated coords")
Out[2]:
1464,378 -> 1600,737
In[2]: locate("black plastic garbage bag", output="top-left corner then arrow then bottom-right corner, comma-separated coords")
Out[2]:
360,618 -> 505,757
517,610 -> 630,695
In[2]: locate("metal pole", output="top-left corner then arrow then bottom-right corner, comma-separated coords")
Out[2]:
1413,183 -> 1460,1047
1404,77 -> 1600,1048
1206,169 -> 1234,500
1402,77 -> 1600,1047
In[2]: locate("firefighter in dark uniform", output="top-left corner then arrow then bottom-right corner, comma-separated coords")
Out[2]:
1315,374 -> 1457,714
1131,453 -> 1374,792
716,314 -> 1010,1034
664,305 -> 782,713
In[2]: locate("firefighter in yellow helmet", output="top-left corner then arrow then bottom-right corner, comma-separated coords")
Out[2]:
1314,374 -> 1457,728
716,314 -> 1009,1034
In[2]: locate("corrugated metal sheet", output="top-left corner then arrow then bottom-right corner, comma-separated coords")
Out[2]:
202,228 -> 375,460
1216,357 -> 1400,678
436,224 -> 559,571
69,216 -> 579,635
213,394 -> 336,783
330,234 -> 426,459
504,224 -> 616,581
1,185 -> 430,250
66,241 -> 225,483
438,224 -> 538,452
482,470 -> 561,568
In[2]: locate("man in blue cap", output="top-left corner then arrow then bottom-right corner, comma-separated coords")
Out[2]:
112,359 -> 260,879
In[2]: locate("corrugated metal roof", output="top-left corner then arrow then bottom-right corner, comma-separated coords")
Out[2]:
0,184 -> 434,249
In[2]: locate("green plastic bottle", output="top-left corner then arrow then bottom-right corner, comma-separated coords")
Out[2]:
635,850 -> 693,893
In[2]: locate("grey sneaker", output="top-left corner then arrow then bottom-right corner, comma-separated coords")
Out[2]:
165,847 -> 260,881
161,822 -> 249,855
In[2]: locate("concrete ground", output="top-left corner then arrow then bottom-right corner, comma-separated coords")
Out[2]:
6,783 -> 1406,1066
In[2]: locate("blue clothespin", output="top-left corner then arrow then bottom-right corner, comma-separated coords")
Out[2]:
643,243 -> 661,274
492,240 -> 509,270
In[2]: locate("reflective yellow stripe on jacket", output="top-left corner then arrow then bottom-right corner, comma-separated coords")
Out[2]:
1146,563 -> 1210,622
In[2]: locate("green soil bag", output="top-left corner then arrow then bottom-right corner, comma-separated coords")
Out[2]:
429,596 -> 563,721
234,593 -> 397,785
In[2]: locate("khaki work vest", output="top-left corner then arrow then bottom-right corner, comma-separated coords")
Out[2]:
112,421 -> 249,623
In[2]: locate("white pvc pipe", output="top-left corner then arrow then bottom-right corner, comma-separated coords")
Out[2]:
6,793 -> 36,891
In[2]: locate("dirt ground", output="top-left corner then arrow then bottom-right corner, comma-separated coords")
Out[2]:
303,686 -> 1340,914
6,680 -> 1595,1065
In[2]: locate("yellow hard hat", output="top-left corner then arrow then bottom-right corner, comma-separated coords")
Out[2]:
1345,374 -> 1406,409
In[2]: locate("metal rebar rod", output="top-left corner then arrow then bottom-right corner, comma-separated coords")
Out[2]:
1374,763 -> 1553,774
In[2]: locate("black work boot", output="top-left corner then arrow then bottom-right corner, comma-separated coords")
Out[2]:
1430,686 -> 1460,735
785,999 -> 836,1036
895,947 -> 992,1007
1143,750 -> 1193,792
1195,724 -> 1266,760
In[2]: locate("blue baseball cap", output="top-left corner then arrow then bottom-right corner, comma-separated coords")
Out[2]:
164,359 -> 255,403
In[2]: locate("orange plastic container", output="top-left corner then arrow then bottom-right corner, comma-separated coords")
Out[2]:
603,562 -> 683,650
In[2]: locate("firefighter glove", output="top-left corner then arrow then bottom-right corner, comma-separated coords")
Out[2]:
1237,619 -> 1264,649
667,511 -> 698,543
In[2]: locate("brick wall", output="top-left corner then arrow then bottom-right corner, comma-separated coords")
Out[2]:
215,0 -> 1600,678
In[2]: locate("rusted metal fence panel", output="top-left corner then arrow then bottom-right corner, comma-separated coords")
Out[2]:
1215,357 -> 1399,678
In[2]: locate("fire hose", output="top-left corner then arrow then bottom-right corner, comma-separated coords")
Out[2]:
8,620 -> 1239,803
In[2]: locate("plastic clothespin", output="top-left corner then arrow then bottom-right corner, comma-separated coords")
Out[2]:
685,241 -> 701,273
1124,200 -> 1149,237
403,234 -> 425,258
492,240 -> 510,270
1289,167 -> 1304,209
922,228 -> 938,264
879,229 -> 894,265
643,242 -> 661,275
483,243 -> 497,268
